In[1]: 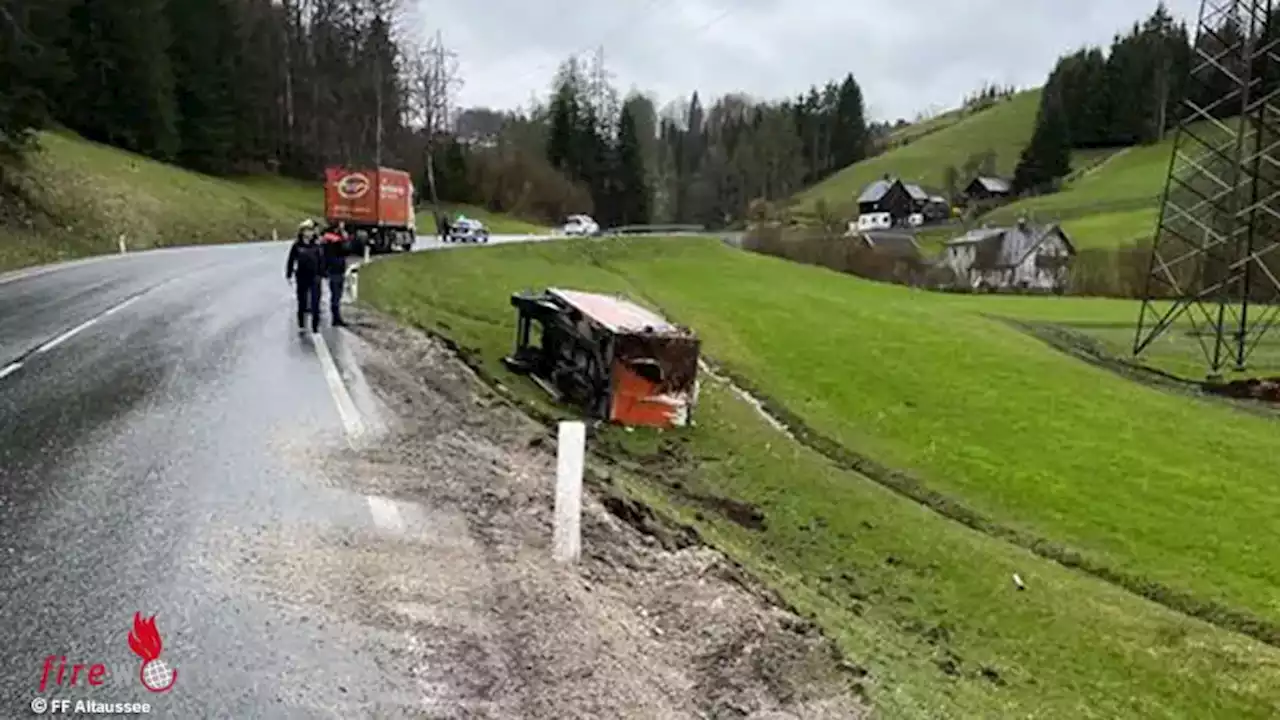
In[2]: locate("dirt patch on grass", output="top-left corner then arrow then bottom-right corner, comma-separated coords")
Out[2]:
1204,376 -> 1280,403
1005,318 -> 1280,420
337,306 -> 869,719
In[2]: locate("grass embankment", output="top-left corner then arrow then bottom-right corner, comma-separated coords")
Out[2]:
0,131 -> 321,272
883,108 -> 968,149
362,237 -> 1280,719
984,123 -> 1238,248
0,131 -> 545,273
793,90 -> 1043,213
984,140 -> 1171,248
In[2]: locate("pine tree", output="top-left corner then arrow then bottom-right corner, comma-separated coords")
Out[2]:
832,73 -> 868,168
58,0 -> 178,159
546,68 -> 580,175
615,103 -> 650,225
1013,89 -> 1072,194
0,0 -> 68,157
167,0 -> 240,173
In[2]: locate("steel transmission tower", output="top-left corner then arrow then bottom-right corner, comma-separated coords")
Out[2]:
1134,0 -> 1280,378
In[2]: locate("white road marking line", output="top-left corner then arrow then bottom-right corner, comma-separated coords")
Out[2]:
36,317 -> 101,354
366,495 -> 406,533
101,294 -> 143,318
312,332 -> 365,440
33,294 -> 145,356
0,362 -> 22,380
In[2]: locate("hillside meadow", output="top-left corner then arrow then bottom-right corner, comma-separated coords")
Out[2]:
361,235 -> 1280,720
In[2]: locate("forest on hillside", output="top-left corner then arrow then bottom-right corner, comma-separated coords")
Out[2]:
1013,2 -> 1280,194
6,0 -> 1225,232
0,0 -> 891,230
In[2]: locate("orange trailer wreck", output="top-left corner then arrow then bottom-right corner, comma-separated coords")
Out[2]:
502,288 -> 700,428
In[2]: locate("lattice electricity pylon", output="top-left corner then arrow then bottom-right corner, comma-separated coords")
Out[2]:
1134,0 -> 1280,378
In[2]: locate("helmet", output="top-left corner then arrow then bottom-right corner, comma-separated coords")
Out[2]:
298,218 -> 316,232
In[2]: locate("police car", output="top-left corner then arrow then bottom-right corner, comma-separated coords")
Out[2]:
445,216 -> 490,243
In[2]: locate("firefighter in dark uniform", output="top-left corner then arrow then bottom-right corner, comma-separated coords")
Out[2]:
286,219 -> 324,332
320,222 -> 349,327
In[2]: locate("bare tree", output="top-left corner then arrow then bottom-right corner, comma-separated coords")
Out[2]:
404,29 -> 462,232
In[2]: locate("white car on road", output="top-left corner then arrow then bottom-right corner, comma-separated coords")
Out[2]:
445,216 -> 489,243
561,214 -> 600,236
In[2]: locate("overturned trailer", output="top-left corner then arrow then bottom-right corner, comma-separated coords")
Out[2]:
502,288 -> 700,428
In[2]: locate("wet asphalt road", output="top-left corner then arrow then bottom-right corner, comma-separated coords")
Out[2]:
0,239 -> 506,717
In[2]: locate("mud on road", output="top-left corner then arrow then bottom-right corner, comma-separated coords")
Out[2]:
255,307 -> 869,718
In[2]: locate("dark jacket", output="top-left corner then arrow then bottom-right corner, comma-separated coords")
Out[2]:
321,231 -> 348,275
286,238 -> 324,280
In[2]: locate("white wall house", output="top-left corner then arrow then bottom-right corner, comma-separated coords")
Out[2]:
943,221 -> 1075,292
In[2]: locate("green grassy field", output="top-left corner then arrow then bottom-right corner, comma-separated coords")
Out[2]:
981,122 -> 1244,248
362,236 -> 1280,719
0,131 -> 544,272
0,131 -> 317,271
884,108 -> 967,148
794,90 -> 1043,212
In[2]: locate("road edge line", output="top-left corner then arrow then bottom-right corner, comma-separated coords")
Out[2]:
312,332 -> 365,440
0,362 -> 23,380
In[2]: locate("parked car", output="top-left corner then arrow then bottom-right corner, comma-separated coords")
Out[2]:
561,214 -> 601,236
446,216 -> 489,243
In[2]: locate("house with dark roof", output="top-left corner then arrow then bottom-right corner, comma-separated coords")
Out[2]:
857,177 -> 924,224
902,182 -> 929,211
965,176 -> 1013,202
942,219 -> 1075,291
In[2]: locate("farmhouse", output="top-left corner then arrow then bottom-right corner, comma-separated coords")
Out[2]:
902,182 -> 929,212
943,219 -> 1075,291
965,176 -> 1013,202
857,178 -> 915,223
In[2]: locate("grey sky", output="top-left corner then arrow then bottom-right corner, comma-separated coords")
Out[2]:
418,1 -> 1202,121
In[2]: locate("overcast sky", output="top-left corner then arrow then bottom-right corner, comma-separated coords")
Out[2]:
416,0 -> 1203,121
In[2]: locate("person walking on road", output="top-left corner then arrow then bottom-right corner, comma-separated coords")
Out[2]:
286,219 -> 325,333
320,222 -> 349,327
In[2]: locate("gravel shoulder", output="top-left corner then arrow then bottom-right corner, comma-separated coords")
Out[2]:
285,306 -> 871,718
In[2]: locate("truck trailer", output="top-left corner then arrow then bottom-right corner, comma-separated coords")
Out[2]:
502,288 -> 700,428
323,166 -> 416,254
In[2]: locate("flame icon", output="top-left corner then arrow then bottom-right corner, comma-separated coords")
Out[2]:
128,613 -> 178,693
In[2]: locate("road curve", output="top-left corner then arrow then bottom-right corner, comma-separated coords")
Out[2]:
0,230 -> 742,716
0,241 -> 432,716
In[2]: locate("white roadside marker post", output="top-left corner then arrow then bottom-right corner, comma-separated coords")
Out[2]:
118,235 -> 127,254
345,267 -> 358,303
553,421 -> 585,563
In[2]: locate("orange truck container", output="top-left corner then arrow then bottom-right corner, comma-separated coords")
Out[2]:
323,166 -> 416,253
502,288 -> 700,428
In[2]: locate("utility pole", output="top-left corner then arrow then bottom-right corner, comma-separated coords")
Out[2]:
376,60 -> 384,166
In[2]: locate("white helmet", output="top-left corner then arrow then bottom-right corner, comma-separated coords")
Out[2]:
298,218 -> 316,231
